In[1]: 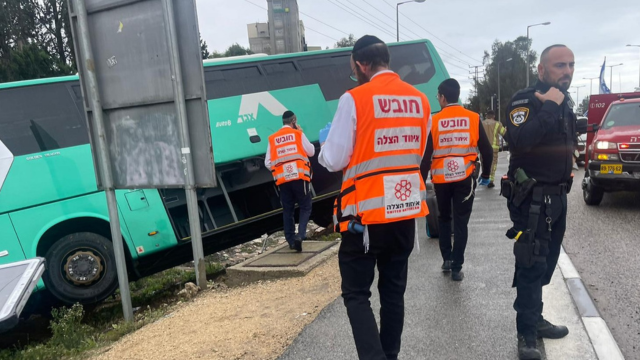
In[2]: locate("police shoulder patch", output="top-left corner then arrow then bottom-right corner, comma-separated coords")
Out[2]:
510,107 -> 530,126
511,99 -> 529,106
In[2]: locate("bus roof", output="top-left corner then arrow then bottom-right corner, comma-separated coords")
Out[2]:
0,39 -> 433,91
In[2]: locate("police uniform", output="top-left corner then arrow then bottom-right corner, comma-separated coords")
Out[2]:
502,81 -> 576,352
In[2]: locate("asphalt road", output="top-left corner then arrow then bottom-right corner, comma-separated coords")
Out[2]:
563,167 -> 640,359
279,153 -> 596,360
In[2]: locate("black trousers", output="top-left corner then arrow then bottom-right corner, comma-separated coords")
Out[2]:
508,192 -> 567,339
279,180 -> 312,245
339,219 -> 415,360
434,175 -> 476,271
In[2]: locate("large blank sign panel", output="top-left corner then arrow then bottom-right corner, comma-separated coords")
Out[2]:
70,0 -> 216,188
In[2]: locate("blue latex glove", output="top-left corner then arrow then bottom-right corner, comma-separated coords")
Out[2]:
478,177 -> 491,186
319,122 -> 331,145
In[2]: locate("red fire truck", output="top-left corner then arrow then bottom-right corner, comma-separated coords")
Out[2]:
582,92 -> 640,205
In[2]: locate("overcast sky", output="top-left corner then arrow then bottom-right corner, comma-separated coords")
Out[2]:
196,0 -> 640,104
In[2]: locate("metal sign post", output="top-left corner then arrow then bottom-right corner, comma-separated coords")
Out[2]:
68,0 -> 217,320
162,0 -> 206,288
71,0 -> 134,322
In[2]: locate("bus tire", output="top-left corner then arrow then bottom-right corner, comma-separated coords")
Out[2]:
43,232 -> 119,305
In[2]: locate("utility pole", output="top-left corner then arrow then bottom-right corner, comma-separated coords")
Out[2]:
583,77 -> 598,95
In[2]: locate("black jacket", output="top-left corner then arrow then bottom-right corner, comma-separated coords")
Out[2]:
503,81 -> 578,184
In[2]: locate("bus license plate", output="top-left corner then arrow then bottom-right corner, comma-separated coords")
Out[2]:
600,164 -> 623,174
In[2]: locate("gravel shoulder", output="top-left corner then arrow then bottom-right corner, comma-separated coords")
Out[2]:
90,255 -> 341,360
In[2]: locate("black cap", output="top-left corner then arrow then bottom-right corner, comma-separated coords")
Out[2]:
352,35 -> 384,54
282,110 -> 295,120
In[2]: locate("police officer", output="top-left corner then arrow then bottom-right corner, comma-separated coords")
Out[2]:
319,35 -> 431,360
421,78 -> 494,281
502,44 -> 576,360
265,111 -> 315,252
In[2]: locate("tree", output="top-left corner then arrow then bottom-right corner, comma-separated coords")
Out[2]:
224,43 -> 253,57
335,34 -> 356,48
465,36 -> 538,117
200,37 -> 210,59
7,42 -> 67,80
35,0 -> 75,70
577,96 -> 590,115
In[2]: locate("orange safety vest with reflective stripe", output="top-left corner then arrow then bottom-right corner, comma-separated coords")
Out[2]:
430,105 -> 480,184
333,72 -> 430,232
268,127 -> 311,185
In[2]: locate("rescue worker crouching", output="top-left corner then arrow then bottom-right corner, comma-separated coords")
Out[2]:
420,78 -> 494,281
502,44 -> 576,360
265,110 -> 315,252
319,35 -> 431,360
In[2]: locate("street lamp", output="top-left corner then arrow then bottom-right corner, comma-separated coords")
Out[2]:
583,77 -> 599,95
573,85 -> 585,112
498,58 -> 513,123
627,44 -> 640,88
607,63 -> 623,93
396,0 -> 425,42
526,22 -> 551,87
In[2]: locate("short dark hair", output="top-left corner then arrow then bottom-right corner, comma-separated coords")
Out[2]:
352,35 -> 390,70
540,44 -> 567,64
486,110 -> 495,117
282,110 -> 295,124
437,78 -> 460,104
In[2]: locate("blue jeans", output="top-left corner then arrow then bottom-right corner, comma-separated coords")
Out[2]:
279,180 -> 312,245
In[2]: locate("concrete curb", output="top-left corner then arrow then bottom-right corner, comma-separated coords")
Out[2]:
557,246 -> 625,360
225,241 -> 340,287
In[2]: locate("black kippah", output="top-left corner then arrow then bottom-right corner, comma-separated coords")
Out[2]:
282,110 -> 295,120
352,35 -> 384,53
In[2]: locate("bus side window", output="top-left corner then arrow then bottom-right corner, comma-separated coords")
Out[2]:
389,43 -> 436,85
0,83 -> 89,156
204,66 -> 269,100
298,54 -> 353,101
263,61 -> 303,91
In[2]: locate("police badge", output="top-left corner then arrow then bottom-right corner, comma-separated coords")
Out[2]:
510,107 -> 530,126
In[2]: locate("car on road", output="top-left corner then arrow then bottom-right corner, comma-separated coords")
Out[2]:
577,133 -> 587,163
582,94 -> 640,205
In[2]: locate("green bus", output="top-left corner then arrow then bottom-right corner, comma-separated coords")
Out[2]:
0,39 -> 450,306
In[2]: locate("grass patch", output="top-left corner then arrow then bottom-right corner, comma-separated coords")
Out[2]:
0,304 -> 165,360
1,261 -> 226,360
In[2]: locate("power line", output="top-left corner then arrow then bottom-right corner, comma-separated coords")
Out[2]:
360,0 -> 424,41
305,26 -> 341,42
243,0 -> 351,39
324,0 -> 396,40
343,0 -> 401,38
381,0 -> 482,64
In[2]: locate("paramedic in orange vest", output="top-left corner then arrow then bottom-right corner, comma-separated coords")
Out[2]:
318,35 -> 431,360
265,110 -> 315,252
420,78 -> 493,281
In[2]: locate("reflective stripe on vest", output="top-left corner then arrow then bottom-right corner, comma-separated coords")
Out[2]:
273,168 -> 311,180
357,190 -> 427,212
343,153 -> 423,182
273,154 -> 308,166
432,146 -> 479,157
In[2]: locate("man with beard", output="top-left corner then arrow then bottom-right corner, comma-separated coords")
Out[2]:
502,44 -> 577,359
318,35 -> 431,360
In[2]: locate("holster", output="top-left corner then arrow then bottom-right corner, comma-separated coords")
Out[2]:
512,187 -> 547,268
500,175 -> 513,201
512,178 -> 537,207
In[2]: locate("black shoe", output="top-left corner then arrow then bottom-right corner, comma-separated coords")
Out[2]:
487,181 -> 495,188
293,240 -> 302,252
537,318 -> 569,339
441,260 -> 452,272
517,335 -> 541,360
451,270 -> 464,281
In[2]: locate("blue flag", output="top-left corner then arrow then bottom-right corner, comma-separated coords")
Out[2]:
599,57 -> 611,94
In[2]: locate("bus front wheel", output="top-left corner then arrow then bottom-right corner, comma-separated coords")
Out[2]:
43,232 -> 119,305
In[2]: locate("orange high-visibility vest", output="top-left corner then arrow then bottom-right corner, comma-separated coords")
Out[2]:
334,72 -> 430,232
268,127 -> 311,186
430,105 -> 480,184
